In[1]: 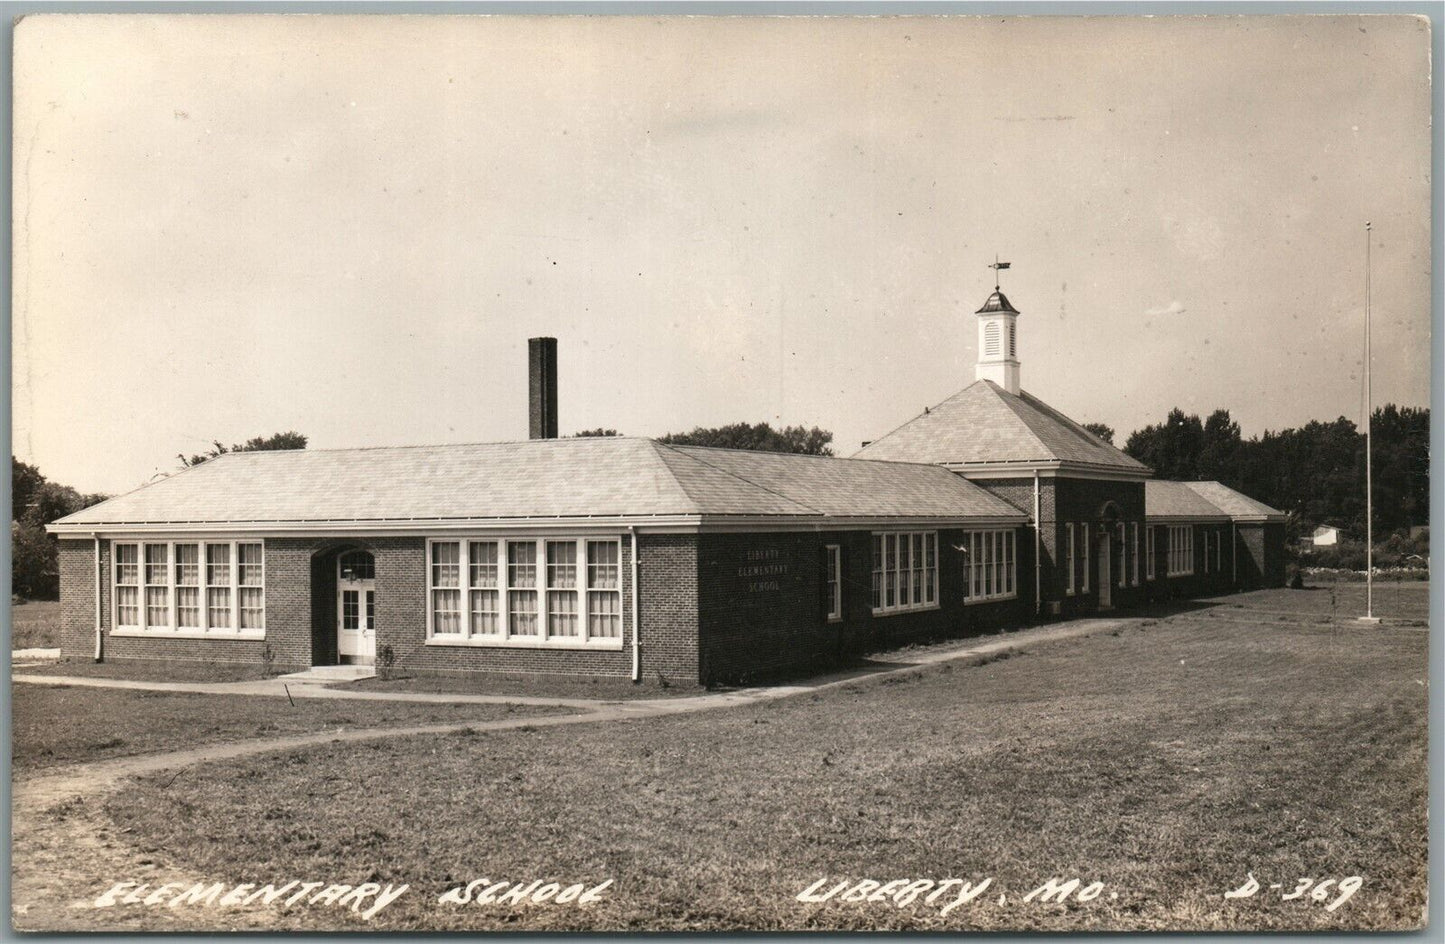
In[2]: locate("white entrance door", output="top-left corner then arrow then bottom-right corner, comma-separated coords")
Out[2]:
1097,534 -> 1112,609
337,551 -> 377,665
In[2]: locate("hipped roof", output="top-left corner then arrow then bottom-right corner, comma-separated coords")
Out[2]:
51,437 -> 1027,530
853,380 -> 1150,474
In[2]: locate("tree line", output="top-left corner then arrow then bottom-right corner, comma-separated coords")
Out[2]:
13,407 -> 1425,600
1117,405 -> 1429,540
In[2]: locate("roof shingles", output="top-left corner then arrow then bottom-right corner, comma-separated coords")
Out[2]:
852,380 -> 1149,473
53,437 -> 1025,528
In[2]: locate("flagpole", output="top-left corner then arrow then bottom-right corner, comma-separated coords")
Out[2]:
1360,221 -> 1380,624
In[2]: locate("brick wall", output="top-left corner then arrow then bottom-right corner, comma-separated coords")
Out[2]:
57,539 -> 97,659
1235,522 -> 1286,589
697,527 -> 1032,686
1145,522 -> 1234,600
1050,477 -> 1147,614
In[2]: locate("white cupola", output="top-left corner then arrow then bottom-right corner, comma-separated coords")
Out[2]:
974,287 -> 1021,394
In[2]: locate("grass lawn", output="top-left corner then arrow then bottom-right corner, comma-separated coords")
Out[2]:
11,685 -> 576,773
1200,581 -> 1430,623
10,599 -> 61,649
92,590 -> 1427,932
13,660 -> 276,682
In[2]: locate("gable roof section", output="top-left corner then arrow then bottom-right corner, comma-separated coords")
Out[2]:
658,444 -> 1022,519
852,380 -> 1150,475
1182,481 -> 1286,521
51,437 -> 1025,531
1145,480 -> 1231,520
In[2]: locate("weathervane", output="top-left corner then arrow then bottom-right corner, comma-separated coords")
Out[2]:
987,255 -> 1012,291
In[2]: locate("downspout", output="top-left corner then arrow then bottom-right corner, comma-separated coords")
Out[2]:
93,534 -> 103,662
1033,471 -> 1042,616
629,526 -> 640,682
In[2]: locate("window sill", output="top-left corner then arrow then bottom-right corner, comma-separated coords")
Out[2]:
425,635 -> 625,651
964,594 -> 1018,606
870,603 -> 940,618
111,628 -> 266,640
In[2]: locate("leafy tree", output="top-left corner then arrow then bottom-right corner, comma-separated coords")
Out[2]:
180,430 -> 308,468
12,457 -> 44,521
570,428 -> 621,437
1123,405 -> 1428,541
10,457 -> 109,599
1081,422 -> 1115,445
1124,408 -> 1205,481
658,422 -> 834,456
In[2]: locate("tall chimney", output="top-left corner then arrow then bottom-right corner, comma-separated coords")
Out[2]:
528,337 -> 558,440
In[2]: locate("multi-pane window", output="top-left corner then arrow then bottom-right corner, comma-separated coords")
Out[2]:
238,543 -> 264,629
546,541 -> 579,637
1168,525 -> 1194,576
431,541 -> 462,634
1215,528 -> 1224,572
469,541 -> 500,636
508,542 -> 539,636
963,529 -> 1016,603
870,532 -> 938,615
1081,526 -> 1091,593
1065,523 -> 1076,596
115,544 -> 140,627
113,540 -> 263,634
587,541 -> 621,638
1146,526 -> 1156,580
824,545 -> 842,621
1203,531 -> 1212,574
175,544 -> 201,628
1131,523 -> 1141,587
429,537 -> 623,645
144,544 -> 170,625
207,544 -> 232,629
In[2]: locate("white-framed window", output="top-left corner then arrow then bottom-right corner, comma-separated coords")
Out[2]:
824,545 -> 843,622
114,543 -> 140,627
1203,531 -> 1211,574
1215,528 -> 1223,572
428,537 -> 623,647
963,529 -> 1016,604
1168,525 -> 1194,576
1064,523 -> 1076,596
1081,525 -> 1091,593
870,532 -> 937,615
112,539 -> 264,636
469,541 -> 500,636
1146,526 -> 1156,580
1131,522 -> 1141,587
586,540 -> 621,638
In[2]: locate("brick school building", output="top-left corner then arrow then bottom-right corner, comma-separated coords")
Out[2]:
50,290 -> 1284,685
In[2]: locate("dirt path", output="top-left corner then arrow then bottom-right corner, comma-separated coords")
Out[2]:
11,616 -> 1130,931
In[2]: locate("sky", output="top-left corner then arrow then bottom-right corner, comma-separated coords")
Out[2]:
12,14 -> 1434,496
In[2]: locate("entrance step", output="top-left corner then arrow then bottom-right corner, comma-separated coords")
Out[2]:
276,665 -> 376,683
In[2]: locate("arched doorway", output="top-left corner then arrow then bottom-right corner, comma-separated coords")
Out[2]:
336,550 -> 377,665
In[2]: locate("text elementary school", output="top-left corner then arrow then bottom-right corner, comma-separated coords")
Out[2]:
47,280 -> 1286,686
